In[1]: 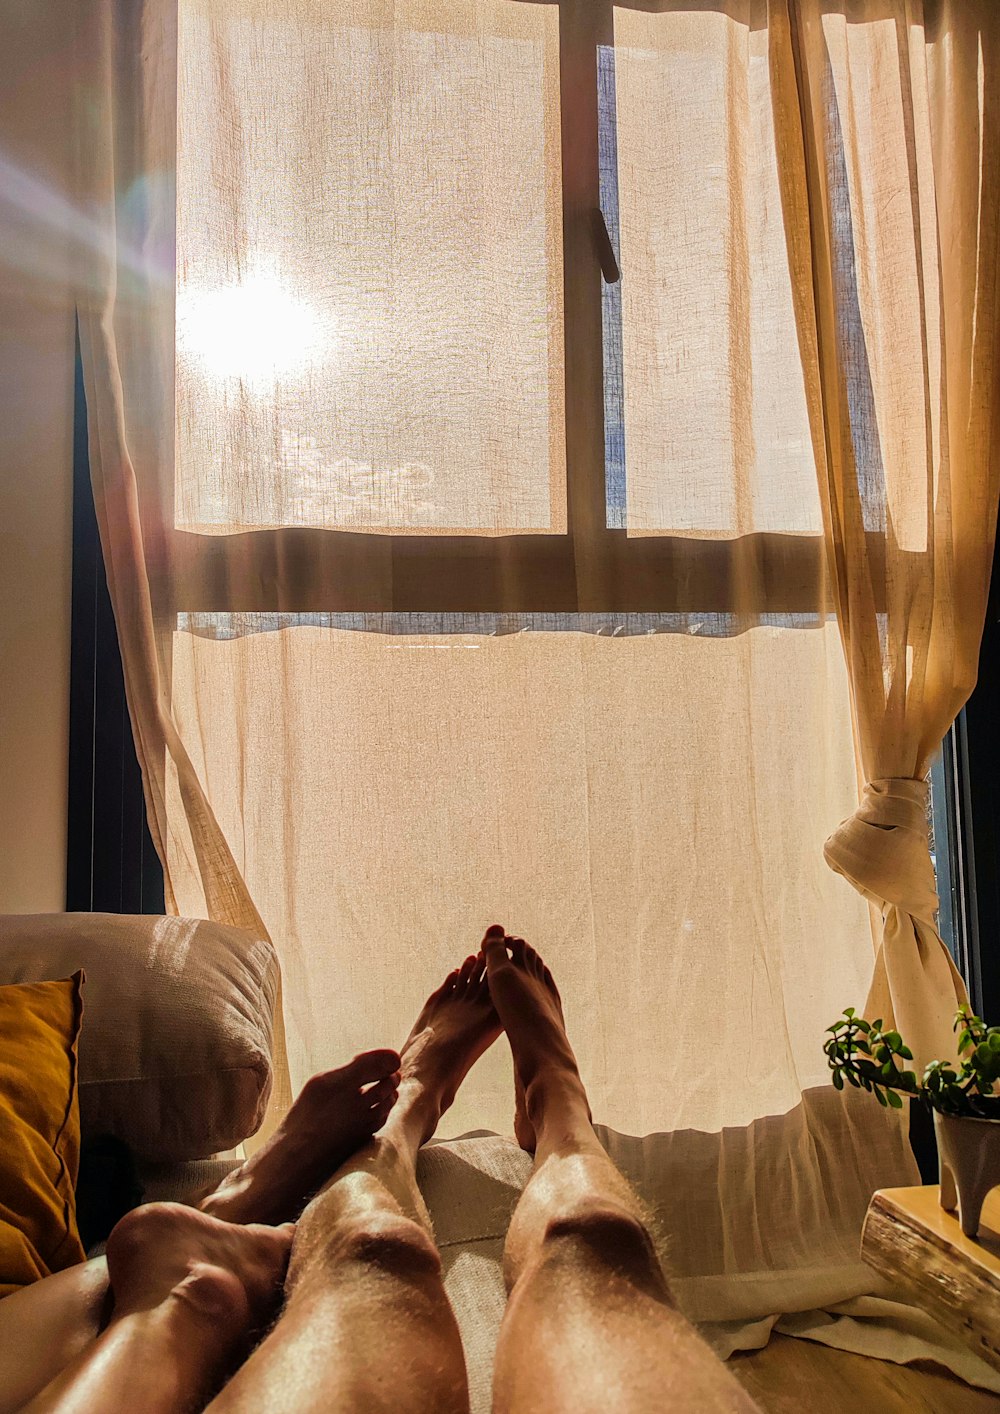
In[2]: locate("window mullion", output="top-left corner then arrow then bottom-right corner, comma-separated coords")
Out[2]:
558,0 -> 615,609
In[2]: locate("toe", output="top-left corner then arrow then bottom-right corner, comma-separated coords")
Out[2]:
428,970 -> 458,1003
345,1048 -> 401,1084
510,937 -> 527,967
371,1096 -> 395,1129
458,954 -> 478,987
482,925 -> 509,968
371,1088 -> 397,1119
364,1075 -> 398,1106
248,1219 -> 295,1252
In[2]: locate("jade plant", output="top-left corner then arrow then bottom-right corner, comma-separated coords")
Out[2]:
824,1005 -> 1000,1119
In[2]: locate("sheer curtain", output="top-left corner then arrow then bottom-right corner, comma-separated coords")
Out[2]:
71,0 -> 997,1375
771,0 -> 1000,1069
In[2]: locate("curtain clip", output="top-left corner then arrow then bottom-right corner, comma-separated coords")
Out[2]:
592,208 -> 620,284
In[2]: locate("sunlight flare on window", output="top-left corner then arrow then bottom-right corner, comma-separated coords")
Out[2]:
176,272 -> 330,389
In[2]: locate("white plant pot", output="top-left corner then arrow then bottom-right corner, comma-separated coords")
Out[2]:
935,1110 -> 1000,1238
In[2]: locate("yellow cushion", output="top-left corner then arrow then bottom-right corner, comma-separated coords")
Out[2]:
0,973 -> 86,1297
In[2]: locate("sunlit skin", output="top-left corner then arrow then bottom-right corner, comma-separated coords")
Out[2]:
0,1048 -> 404,1413
4,929 -> 758,1413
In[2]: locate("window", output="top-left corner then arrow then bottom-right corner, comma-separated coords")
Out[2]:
169,0 -> 826,624
70,0 -> 998,1145
155,0 -> 864,1125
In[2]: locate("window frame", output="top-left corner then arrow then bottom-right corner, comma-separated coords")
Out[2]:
932,527 -> 1000,1026
165,0 -> 830,621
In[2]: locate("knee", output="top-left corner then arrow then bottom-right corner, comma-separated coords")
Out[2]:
541,1200 -> 671,1296
312,1210 -> 442,1282
106,1202 -> 184,1268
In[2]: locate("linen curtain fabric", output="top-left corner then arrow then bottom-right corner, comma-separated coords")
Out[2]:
768,0 -> 1000,1071
70,0 -> 997,1377
73,0 -> 294,1123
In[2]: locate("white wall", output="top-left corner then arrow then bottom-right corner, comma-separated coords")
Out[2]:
0,3 -> 76,911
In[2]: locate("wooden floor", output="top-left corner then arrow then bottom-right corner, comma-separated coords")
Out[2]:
728,1334 -> 1000,1413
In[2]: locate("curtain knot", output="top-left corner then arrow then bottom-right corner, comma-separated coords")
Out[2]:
824,778 -> 939,925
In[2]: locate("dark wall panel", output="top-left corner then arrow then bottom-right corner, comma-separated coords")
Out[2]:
67,332 -> 164,914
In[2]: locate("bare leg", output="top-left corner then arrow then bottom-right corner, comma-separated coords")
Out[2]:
484,930 -> 758,1414
209,948 -> 503,1414
0,1259 -> 111,1414
0,1047 -> 399,1414
21,1204 -> 291,1414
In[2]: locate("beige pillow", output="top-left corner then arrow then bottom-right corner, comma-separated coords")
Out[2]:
0,913 -> 278,1161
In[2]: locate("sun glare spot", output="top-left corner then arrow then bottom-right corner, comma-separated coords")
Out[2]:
177,273 -> 329,386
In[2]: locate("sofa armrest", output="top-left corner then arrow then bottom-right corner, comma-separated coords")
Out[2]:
0,913 -> 279,1161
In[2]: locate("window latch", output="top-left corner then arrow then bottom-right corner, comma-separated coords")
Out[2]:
592,208 -> 620,284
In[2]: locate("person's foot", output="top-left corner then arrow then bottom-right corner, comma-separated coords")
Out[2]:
201,1049 -> 402,1223
392,944 -> 503,1145
482,928 -> 590,1153
106,1203 -> 292,1339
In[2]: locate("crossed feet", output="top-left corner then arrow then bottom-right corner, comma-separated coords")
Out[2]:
104,928 -> 586,1348
205,922 -> 580,1233
386,923 -> 589,1158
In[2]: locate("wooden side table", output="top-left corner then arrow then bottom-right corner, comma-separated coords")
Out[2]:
862,1185 -> 1000,1374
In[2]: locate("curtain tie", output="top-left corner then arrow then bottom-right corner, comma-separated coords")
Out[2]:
824,778 -> 939,926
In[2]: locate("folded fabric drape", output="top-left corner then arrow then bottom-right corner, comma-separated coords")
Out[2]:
824,780 -> 939,924
825,779 -> 967,1066
71,0 -> 293,1137
772,0 -> 1000,1068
